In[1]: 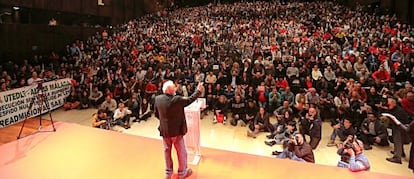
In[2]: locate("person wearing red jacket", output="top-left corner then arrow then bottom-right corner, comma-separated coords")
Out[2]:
401,92 -> 414,116
371,66 -> 390,83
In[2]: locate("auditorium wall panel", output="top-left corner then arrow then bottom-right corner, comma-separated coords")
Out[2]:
0,24 -> 107,63
0,0 -> 149,25
61,0 -> 81,13
124,0 -> 135,22
82,0 -> 98,15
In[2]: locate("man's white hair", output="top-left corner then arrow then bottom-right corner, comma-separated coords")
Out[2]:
162,80 -> 174,94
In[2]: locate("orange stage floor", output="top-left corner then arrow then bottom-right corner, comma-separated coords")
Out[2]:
0,122 -> 410,179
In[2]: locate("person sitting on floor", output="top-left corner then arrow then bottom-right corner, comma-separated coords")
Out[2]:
100,95 -> 117,117
91,109 -> 109,129
276,133 -> 315,163
113,103 -> 132,129
327,118 -> 357,147
337,135 -> 370,172
63,91 -> 80,110
247,107 -> 273,138
230,95 -> 246,126
299,107 -> 322,149
245,99 -> 259,127
127,93 -> 141,121
89,85 -> 104,107
79,90 -> 90,109
267,110 -> 293,139
359,112 -> 389,150
137,98 -> 152,122
265,120 -> 297,146
213,95 -> 229,124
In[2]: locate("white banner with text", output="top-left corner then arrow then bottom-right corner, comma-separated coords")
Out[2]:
0,78 -> 72,128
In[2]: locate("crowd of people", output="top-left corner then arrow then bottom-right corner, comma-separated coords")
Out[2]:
1,0 -> 414,172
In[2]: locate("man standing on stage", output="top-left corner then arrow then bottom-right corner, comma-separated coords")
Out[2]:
154,80 -> 203,179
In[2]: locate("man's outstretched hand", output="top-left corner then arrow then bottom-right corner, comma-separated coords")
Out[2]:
196,82 -> 204,91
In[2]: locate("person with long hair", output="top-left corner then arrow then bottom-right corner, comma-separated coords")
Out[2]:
138,98 -> 152,122
247,107 -> 273,138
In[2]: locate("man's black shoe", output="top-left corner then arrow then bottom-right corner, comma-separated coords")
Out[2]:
386,157 -> 402,164
272,151 -> 282,155
390,151 -> 406,158
265,141 -> 276,146
266,134 -> 275,139
363,144 -> 372,150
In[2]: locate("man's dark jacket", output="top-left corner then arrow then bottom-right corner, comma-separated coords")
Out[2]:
154,90 -> 201,137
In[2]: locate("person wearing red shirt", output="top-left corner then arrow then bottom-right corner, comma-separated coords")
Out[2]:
401,92 -> 414,116
371,66 -> 391,82
145,80 -> 158,99
276,77 -> 289,89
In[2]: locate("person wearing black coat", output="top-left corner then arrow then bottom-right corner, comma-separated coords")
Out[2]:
359,112 -> 389,150
299,107 -> 322,149
385,114 -> 414,173
154,81 -> 203,179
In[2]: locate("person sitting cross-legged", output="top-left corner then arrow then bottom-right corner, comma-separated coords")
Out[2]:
359,112 -> 389,150
247,107 -> 274,138
327,118 -> 357,147
113,103 -> 132,129
267,110 -> 293,139
299,107 -> 322,149
100,95 -> 117,117
138,98 -> 153,122
213,95 -> 229,124
230,95 -> 246,126
265,120 -> 297,146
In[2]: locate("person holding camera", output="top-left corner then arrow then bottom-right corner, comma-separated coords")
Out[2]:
276,133 -> 315,163
91,109 -> 109,129
337,135 -> 370,172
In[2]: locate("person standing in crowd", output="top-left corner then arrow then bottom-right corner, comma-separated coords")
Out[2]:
27,71 -> 42,85
383,98 -> 411,164
386,114 -> 414,173
154,81 -> 203,179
